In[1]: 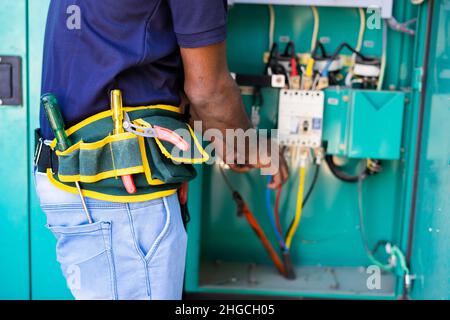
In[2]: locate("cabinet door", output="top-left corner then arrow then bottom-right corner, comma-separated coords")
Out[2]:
409,0 -> 450,300
0,0 -> 29,300
27,0 -> 73,300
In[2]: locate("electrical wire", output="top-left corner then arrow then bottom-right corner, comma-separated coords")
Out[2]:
265,43 -> 290,87
285,164 -> 320,235
266,176 -> 288,251
321,43 -> 370,77
285,166 -> 306,249
312,41 -> 327,59
325,155 -> 368,183
240,195 -> 286,276
357,170 -> 409,283
268,4 -> 275,51
219,165 -> 234,190
310,6 -> 319,53
346,7 -> 367,87
301,164 -> 320,209
219,166 -> 286,276
377,19 -> 388,90
274,187 -> 283,235
355,8 -> 366,54
357,176 -> 383,267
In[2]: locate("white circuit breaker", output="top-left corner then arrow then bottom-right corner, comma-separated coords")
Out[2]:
277,89 -> 324,148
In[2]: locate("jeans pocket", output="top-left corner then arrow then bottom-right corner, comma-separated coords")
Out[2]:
127,199 -> 171,262
47,221 -> 117,300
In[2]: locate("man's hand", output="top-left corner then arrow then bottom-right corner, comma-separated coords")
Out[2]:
181,41 -> 288,187
229,149 -> 289,189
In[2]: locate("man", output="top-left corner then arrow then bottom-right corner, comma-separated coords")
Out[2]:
35,0 -> 287,300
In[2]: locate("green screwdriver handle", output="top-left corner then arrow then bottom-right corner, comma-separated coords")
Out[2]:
41,93 -> 72,152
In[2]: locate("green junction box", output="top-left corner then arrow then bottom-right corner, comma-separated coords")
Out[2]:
323,89 -> 406,160
0,0 -> 448,300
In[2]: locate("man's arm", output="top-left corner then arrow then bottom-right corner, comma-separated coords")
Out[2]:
181,41 -> 288,188
181,41 -> 251,133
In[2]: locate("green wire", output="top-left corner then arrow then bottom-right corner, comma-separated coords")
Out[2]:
357,171 -> 409,276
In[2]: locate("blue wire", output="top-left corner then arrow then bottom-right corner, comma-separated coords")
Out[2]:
321,60 -> 332,77
265,176 -> 288,251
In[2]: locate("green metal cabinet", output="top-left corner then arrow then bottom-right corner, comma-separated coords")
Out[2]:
0,0 -> 72,299
0,0 -> 30,300
27,0 -> 73,300
408,0 -> 450,300
184,1 -> 449,300
0,0 -> 448,300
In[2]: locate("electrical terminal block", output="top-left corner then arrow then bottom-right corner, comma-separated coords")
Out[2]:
290,75 -> 301,90
316,76 -> 330,90
313,147 -> 325,165
302,77 -> 313,90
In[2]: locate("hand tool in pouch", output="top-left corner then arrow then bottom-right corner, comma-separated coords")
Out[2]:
41,93 -> 94,224
110,89 -> 137,194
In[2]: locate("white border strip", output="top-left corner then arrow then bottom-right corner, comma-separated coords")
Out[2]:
228,0 -> 393,18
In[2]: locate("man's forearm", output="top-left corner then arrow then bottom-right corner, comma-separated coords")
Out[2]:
181,42 -> 252,134
187,74 -> 252,134
181,41 -> 259,165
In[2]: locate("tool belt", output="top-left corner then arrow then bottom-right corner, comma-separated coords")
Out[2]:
34,105 -> 208,203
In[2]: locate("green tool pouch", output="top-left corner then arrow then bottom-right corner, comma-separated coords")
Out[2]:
46,105 -> 208,202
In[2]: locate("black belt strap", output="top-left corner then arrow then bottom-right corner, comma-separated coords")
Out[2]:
34,129 -> 58,174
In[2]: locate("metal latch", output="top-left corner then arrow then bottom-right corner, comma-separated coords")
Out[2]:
0,56 -> 22,106
413,67 -> 424,92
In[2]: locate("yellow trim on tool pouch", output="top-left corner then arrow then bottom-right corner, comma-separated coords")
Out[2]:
55,132 -> 137,156
46,169 -> 177,203
138,136 -> 165,186
55,140 -> 83,155
187,125 -> 210,162
136,118 -> 209,164
50,105 -> 181,149
58,166 -> 144,183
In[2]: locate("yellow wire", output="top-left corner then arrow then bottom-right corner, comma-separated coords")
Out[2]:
356,8 -> 366,53
285,166 -> 306,249
348,8 -> 366,86
310,6 -> 319,53
377,20 -> 387,90
268,4 -> 275,50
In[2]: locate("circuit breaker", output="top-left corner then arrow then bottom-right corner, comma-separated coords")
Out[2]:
277,89 -> 324,148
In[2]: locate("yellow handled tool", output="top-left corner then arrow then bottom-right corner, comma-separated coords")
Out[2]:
110,90 -> 137,194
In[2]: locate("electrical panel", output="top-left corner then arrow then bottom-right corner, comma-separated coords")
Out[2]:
189,0 -> 420,300
277,89 -> 324,148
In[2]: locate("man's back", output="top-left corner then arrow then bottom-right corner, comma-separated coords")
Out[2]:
40,0 -> 227,139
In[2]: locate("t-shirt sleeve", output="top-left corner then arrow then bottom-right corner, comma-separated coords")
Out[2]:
167,0 -> 228,48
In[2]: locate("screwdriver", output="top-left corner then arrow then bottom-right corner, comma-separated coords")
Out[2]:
41,93 -> 93,224
110,89 -> 137,194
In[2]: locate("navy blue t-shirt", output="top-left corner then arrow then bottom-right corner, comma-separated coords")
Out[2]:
40,0 -> 228,139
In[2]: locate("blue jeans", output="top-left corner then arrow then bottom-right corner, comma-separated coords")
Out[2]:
34,172 -> 187,300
